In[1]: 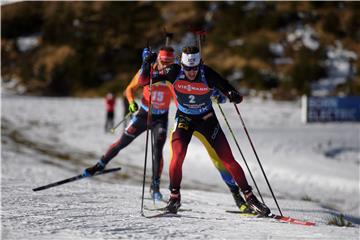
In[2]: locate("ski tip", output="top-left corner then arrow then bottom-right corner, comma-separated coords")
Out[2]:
270,214 -> 316,226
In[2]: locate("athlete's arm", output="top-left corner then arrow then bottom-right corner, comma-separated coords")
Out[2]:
138,63 -> 180,86
204,65 -> 237,94
124,71 -> 141,103
204,65 -> 243,103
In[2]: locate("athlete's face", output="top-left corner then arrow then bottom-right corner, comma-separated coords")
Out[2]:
183,65 -> 199,81
158,60 -> 173,70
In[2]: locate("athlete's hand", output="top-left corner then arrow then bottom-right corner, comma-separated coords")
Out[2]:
211,89 -> 226,104
142,48 -> 150,61
227,90 -> 243,104
142,48 -> 157,64
129,101 -> 139,113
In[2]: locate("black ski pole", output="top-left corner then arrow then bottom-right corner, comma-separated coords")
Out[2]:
193,26 -> 269,209
163,27 -> 174,47
191,28 -> 207,55
233,104 -> 283,216
194,27 -> 266,203
216,102 -> 265,203
141,77 -> 153,215
194,28 -> 263,200
110,112 -> 132,133
140,43 -> 154,216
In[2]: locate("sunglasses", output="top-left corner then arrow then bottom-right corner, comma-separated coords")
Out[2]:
159,60 -> 173,66
182,64 -> 199,71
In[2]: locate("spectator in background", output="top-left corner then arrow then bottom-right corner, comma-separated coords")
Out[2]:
105,92 -> 116,133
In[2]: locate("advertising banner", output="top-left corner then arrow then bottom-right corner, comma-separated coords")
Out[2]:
302,96 -> 360,122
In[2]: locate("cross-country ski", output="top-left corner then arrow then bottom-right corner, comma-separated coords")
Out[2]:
32,167 -> 121,191
225,210 -> 316,226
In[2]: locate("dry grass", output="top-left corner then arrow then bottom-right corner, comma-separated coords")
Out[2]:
327,214 -> 354,227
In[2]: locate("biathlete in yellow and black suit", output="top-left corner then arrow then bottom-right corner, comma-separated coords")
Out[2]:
138,46 -> 271,216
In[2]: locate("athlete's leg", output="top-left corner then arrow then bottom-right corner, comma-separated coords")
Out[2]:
105,112 -> 111,132
193,131 -> 239,193
150,114 -> 168,198
166,114 -> 193,213
168,114 -> 193,192
102,109 -> 147,164
151,115 -> 168,184
109,111 -> 114,129
196,112 -> 251,192
194,128 -> 252,210
196,112 -> 270,214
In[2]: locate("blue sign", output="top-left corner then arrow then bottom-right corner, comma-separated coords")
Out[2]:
303,96 -> 360,122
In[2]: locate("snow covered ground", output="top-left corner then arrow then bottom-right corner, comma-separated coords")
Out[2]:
1,95 -> 359,239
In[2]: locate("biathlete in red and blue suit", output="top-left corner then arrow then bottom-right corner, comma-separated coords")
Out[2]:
139,46 -> 271,216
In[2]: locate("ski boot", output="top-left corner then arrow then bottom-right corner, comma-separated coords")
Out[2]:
166,192 -> 181,214
83,159 -> 106,177
150,181 -> 163,201
244,190 -> 271,216
232,191 -> 254,214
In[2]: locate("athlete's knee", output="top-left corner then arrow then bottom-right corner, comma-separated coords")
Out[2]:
212,159 -> 223,170
172,148 -> 186,159
154,134 -> 167,147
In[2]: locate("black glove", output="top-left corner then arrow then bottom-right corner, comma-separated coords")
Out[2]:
142,48 -> 158,64
211,89 -> 226,104
227,90 -> 243,104
144,52 -> 157,64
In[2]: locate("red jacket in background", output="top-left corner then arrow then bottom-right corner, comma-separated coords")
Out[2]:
105,93 -> 116,112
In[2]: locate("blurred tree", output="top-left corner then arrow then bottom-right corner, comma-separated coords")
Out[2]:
345,11 -> 360,41
42,2 -> 76,44
288,47 -> 326,95
238,34 -> 272,61
322,11 -> 343,38
241,66 -> 279,90
1,2 -> 43,38
47,58 -> 73,96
